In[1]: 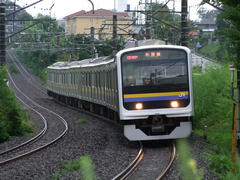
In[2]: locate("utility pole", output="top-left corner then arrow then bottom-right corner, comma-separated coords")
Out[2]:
90,27 -> 95,59
145,0 -> 152,39
181,0 -> 188,46
70,34 -> 74,61
113,15 -> 117,54
0,3 -> 6,67
237,70 -> 240,151
172,0 -> 176,44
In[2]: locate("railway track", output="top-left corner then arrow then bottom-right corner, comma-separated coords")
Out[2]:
7,50 -> 47,95
113,142 -> 176,180
0,55 -> 68,166
5,51 -> 175,179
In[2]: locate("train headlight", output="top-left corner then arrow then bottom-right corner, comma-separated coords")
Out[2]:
170,101 -> 179,108
135,103 -> 143,110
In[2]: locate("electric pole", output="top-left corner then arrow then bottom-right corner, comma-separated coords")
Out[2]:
90,26 -> 95,59
237,70 -> 240,150
181,0 -> 188,46
0,3 -> 6,67
113,15 -> 117,54
145,0 -> 152,39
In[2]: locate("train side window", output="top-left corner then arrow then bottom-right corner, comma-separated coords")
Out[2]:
86,72 -> 88,87
82,72 -> 86,87
96,71 -> 98,88
99,71 -> 102,88
110,70 -> 112,90
85,72 -> 87,87
98,71 -> 100,88
106,71 -> 108,89
89,72 -> 91,87
80,72 -> 85,87
76,71 -> 78,85
105,70 -> 107,89
86,72 -> 89,87
93,71 -> 95,88
113,69 -> 116,91
107,70 -> 110,89
88,72 -> 90,87
73,72 -> 75,85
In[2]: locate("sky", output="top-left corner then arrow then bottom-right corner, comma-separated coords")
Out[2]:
11,0 -> 214,21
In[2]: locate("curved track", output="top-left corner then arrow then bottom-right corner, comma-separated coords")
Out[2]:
113,142 -> 176,180
157,143 -> 176,180
0,52 -> 68,166
7,50 -> 47,95
113,142 -> 144,180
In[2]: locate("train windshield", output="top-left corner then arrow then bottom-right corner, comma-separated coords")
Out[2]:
121,49 -> 188,94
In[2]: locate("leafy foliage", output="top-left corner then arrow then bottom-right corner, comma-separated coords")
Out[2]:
0,67 -> 32,142
150,3 -> 195,44
203,0 -> 240,67
53,155 -> 95,180
209,154 -> 233,176
193,65 -> 232,129
9,64 -> 19,74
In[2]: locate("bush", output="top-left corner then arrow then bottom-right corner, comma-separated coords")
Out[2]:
209,154 -> 233,176
0,66 -> 32,142
193,65 -> 233,129
53,155 -> 95,180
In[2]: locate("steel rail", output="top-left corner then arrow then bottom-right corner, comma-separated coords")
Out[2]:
0,69 -> 68,166
157,143 -> 176,180
112,142 -> 144,180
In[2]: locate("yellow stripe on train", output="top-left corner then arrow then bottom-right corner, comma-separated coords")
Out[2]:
124,91 -> 189,98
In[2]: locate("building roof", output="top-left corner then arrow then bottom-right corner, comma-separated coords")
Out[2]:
64,9 -> 129,19
189,30 -> 198,36
196,18 -> 216,25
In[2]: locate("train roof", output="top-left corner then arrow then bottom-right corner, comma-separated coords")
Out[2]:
124,39 -> 165,49
48,55 -> 114,70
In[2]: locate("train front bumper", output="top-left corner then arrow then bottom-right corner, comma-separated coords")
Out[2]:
124,122 -> 192,141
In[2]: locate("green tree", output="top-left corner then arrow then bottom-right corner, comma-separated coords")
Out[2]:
0,67 -> 32,142
150,3 -> 195,45
203,0 -> 240,66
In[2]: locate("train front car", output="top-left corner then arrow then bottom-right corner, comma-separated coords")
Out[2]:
116,45 -> 194,141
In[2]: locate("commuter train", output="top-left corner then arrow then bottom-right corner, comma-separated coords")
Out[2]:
47,45 -> 194,141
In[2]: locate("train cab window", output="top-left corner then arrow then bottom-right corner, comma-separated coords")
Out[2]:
121,49 -> 188,92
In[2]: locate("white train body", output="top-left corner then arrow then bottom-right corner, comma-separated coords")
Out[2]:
47,45 -> 194,141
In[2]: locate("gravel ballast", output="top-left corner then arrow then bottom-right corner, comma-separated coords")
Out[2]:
0,53 -> 219,179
